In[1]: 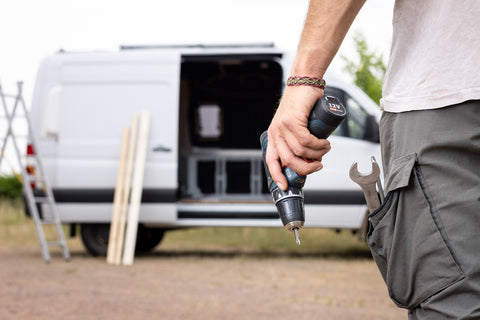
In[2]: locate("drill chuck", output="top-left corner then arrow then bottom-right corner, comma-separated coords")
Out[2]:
271,187 -> 304,229
260,95 -> 347,245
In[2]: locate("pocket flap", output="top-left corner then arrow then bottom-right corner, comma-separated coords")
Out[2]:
385,153 -> 417,194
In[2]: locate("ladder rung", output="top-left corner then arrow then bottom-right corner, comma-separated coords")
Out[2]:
41,219 -> 58,224
47,241 -> 64,247
1,93 -> 18,98
4,134 -> 30,139
34,196 -> 50,203
27,174 -> 44,181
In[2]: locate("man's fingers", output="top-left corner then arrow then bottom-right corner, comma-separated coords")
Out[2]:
265,143 -> 288,191
283,129 -> 332,161
272,135 -> 326,177
283,155 -> 324,177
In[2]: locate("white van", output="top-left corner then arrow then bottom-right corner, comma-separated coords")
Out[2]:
29,44 -> 381,256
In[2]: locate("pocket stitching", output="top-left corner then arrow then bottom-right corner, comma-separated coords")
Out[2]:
414,165 -> 465,276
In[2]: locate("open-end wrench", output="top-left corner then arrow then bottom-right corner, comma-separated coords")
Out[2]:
349,158 -> 381,213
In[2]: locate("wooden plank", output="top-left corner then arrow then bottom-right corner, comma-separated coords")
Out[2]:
122,111 -> 151,266
113,114 -> 139,265
106,127 -> 130,264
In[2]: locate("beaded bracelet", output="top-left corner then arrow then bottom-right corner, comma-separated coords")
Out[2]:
286,76 -> 326,89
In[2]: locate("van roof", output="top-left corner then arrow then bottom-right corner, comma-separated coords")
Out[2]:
119,43 -> 276,50
55,43 -> 284,57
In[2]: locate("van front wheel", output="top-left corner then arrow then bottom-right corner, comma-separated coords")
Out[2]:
80,223 -> 165,257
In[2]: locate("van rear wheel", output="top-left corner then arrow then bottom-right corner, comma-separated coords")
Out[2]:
80,223 -> 165,257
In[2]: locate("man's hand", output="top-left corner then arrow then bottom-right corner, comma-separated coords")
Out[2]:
266,85 -> 331,191
264,0 -> 365,191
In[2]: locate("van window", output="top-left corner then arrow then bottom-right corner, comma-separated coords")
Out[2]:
344,94 -> 369,140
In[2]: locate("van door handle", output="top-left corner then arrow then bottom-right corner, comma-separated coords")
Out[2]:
152,145 -> 172,152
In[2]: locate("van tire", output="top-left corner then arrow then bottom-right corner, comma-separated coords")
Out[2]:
136,225 -> 165,253
80,223 -> 165,257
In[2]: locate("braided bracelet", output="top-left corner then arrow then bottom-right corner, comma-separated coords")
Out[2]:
286,76 -> 326,89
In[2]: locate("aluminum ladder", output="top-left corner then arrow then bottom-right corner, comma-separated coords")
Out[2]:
0,81 -> 70,263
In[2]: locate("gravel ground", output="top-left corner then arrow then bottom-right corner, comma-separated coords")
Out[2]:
0,245 -> 406,320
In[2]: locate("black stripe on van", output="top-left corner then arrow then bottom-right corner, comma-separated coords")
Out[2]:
178,211 -> 279,220
50,189 -> 366,205
304,190 -> 366,205
51,189 -> 177,203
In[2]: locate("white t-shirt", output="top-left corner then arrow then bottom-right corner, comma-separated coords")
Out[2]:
380,0 -> 480,112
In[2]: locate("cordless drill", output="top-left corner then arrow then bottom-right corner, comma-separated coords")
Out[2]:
260,95 -> 347,245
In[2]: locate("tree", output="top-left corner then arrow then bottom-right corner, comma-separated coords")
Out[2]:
342,33 -> 386,105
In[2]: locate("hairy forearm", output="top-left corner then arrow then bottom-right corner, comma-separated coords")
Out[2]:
266,0 -> 366,190
291,0 -> 366,77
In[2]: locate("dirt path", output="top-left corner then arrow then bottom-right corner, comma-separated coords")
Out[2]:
0,246 -> 406,320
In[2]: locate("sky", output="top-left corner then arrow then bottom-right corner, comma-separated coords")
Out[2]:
1,0 -> 394,100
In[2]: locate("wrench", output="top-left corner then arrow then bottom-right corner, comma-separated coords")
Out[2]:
349,158 -> 381,213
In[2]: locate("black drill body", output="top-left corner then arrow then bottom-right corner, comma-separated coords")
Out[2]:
260,95 -> 347,244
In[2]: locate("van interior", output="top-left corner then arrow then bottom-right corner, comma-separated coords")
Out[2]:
178,54 -> 283,201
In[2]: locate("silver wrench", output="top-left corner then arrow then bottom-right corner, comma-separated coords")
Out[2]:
349,158 -> 381,213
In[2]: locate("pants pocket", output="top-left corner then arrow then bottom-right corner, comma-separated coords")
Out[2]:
367,154 -> 465,309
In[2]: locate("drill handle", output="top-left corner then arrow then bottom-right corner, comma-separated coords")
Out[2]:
260,131 -> 306,192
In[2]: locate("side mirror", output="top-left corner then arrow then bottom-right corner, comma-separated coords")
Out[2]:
363,115 -> 380,143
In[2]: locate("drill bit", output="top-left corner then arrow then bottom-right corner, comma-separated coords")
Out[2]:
293,228 -> 301,245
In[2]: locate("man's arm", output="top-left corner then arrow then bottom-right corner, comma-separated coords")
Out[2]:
266,0 -> 366,191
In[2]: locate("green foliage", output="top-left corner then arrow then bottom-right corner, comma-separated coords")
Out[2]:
0,174 -> 23,199
342,32 -> 386,105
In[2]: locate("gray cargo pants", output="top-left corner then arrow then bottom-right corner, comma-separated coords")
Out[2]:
367,100 -> 480,319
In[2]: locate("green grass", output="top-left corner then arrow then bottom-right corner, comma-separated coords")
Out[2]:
0,174 -> 23,199
161,226 -> 370,257
1,198 -> 370,257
